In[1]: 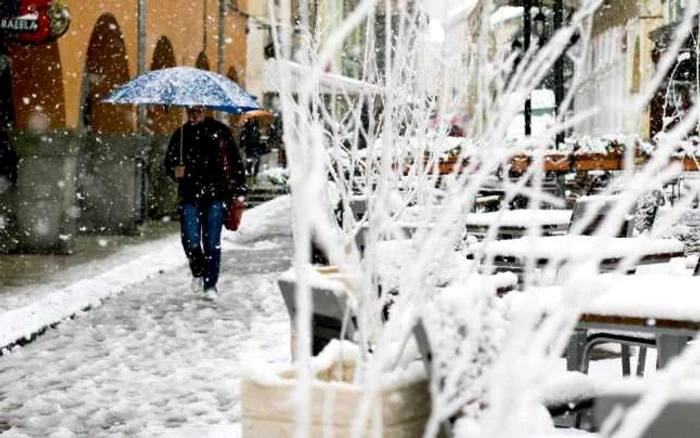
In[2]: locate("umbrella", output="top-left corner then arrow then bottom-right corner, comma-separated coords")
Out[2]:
103,66 -> 260,113
237,109 -> 275,126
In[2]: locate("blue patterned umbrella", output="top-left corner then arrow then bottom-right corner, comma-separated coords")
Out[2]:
103,66 -> 260,113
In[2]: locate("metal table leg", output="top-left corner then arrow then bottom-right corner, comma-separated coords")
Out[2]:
656,334 -> 688,369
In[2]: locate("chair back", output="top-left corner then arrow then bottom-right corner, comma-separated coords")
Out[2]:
568,195 -> 635,237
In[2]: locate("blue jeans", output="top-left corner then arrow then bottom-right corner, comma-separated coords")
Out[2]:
179,200 -> 225,289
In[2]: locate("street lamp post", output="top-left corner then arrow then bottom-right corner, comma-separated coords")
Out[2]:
554,0 -> 564,149
524,0 -> 532,136
137,0 -> 147,130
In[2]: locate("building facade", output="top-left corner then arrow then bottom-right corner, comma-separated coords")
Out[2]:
572,0 -> 700,140
0,0 -> 251,253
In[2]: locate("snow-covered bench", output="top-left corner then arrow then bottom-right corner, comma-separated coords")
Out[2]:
465,209 -> 572,239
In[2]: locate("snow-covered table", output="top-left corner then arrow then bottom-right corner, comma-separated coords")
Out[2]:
470,235 -> 684,282
526,274 -> 700,371
465,209 -> 573,238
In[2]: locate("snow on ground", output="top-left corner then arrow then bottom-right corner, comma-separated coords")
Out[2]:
0,196 -> 294,437
0,195 -> 683,437
0,196 -> 292,350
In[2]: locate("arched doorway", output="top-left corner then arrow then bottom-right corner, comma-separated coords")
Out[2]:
195,52 -> 210,71
79,14 -> 143,233
146,36 -> 180,134
81,14 -> 132,134
7,41 -> 66,130
4,33 -> 70,252
227,66 -> 240,84
226,66 -> 244,129
195,52 -> 213,118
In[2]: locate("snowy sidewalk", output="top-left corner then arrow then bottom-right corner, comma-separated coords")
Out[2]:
0,196 -> 294,437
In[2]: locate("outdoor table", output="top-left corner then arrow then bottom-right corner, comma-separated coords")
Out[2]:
373,240 -> 519,295
526,274 -> 700,372
465,209 -> 572,239
469,235 -> 683,283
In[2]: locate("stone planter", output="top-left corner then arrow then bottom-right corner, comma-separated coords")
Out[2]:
11,130 -> 80,253
241,342 -> 430,438
77,133 -> 147,234
144,134 -> 178,218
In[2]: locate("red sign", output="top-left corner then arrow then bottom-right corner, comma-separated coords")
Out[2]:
0,0 -> 70,45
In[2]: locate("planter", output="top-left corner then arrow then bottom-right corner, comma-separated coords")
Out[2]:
672,157 -> 700,171
570,152 -> 624,171
241,341 -> 430,438
11,130 -> 79,253
510,151 -> 648,174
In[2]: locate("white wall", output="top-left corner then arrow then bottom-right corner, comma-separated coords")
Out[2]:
576,25 -> 629,136
245,19 -> 267,100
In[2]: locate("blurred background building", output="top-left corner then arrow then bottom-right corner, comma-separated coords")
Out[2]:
0,0 -> 250,253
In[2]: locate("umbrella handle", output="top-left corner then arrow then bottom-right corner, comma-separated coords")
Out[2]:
179,118 -> 184,165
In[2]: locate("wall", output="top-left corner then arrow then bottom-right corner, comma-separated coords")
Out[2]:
575,0 -> 670,140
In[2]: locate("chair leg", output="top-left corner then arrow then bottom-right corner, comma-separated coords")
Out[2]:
636,347 -> 647,377
621,344 -> 631,376
568,329 -> 588,372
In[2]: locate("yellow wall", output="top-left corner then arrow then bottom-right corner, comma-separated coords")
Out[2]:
6,0 -> 249,133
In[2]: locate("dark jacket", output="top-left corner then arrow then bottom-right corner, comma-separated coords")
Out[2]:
240,119 -> 266,158
164,117 -> 246,203
0,132 -> 18,187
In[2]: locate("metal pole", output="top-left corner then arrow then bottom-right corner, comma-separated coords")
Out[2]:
203,1 -> 208,52
524,0 -> 532,136
554,0 -> 564,149
217,0 -> 226,75
137,0 -> 147,130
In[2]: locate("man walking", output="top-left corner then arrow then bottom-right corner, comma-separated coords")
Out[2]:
165,106 -> 246,300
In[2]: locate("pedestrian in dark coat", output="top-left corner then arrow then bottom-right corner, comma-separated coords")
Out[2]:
240,118 -> 265,180
164,106 -> 246,300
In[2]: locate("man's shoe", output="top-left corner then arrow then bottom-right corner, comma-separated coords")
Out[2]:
203,287 -> 218,301
191,276 -> 204,293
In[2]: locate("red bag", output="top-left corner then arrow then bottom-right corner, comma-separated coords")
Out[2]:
225,197 -> 245,231
219,137 -> 245,231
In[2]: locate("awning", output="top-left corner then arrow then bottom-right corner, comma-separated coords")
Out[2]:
262,59 -> 382,96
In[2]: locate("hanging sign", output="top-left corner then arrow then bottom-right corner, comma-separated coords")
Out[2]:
0,0 -> 70,45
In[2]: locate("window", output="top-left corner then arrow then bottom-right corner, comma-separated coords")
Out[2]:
669,0 -> 686,22
631,37 -> 641,94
